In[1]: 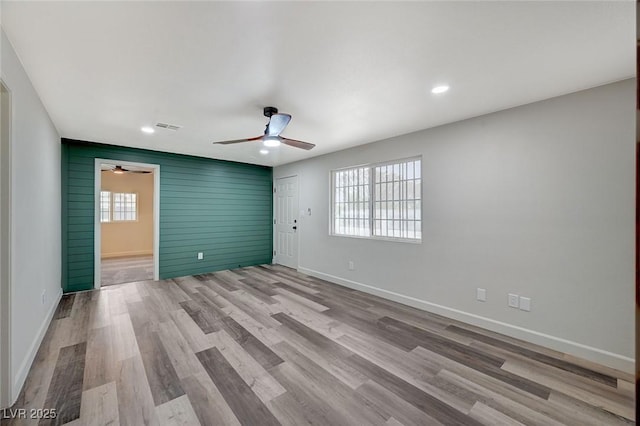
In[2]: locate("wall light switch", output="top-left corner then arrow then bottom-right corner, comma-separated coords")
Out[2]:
197,252 -> 203,260
519,296 -> 531,312
508,293 -> 519,308
348,260 -> 355,271
476,288 -> 486,302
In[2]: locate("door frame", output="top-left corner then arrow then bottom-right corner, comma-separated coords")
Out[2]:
94,159 -> 160,288
273,174 -> 299,269
0,81 -> 12,408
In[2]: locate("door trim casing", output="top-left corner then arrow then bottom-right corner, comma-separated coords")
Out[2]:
94,159 -> 160,288
0,81 -> 12,408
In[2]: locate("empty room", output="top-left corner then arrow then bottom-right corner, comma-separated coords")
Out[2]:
0,1 -> 636,425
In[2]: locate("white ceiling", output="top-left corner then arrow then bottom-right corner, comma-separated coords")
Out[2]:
1,1 -> 635,167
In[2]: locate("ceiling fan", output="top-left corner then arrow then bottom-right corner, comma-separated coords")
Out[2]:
212,106 -> 315,150
102,165 -> 152,174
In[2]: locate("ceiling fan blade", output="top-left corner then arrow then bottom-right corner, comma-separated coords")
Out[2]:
212,135 -> 263,145
128,170 -> 152,174
266,113 -> 291,137
280,137 -> 316,150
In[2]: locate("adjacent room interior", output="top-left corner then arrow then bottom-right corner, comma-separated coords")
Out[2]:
0,1 -> 636,425
99,162 -> 155,287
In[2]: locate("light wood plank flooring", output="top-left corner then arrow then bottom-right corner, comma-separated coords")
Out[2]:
3,265 -> 635,425
101,255 -> 154,287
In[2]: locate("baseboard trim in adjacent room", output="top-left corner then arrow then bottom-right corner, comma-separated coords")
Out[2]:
101,250 -> 153,259
11,288 -> 62,405
299,266 -> 634,374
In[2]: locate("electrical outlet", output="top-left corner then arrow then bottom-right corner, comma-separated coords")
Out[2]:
508,293 -> 519,308
197,252 -> 203,260
519,296 -> 531,312
476,288 -> 486,302
348,260 -> 355,271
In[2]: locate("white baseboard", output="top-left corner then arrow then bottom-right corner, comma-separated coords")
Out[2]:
299,267 -> 635,374
101,250 -> 152,259
11,288 -> 62,405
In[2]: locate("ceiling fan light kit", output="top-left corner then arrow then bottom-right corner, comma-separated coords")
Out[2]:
263,136 -> 281,147
103,165 -> 152,174
212,106 -> 316,151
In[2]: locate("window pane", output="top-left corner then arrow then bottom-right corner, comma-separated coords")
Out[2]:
112,192 -> 137,222
333,158 -> 420,241
100,191 -> 111,223
372,158 -> 421,240
332,167 -> 370,237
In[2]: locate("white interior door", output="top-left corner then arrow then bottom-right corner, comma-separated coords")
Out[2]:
274,175 -> 298,269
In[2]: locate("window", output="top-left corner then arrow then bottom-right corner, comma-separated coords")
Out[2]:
332,157 -> 421,241
100,191 -> 137,222
100,191 -> 111,223
112,192 -> 137,221
373,159 -> 421,240
333,166 -> 370,237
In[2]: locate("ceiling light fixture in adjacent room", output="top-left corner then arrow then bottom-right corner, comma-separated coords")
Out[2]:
431,85 -> 449,94
141,126 -> 155,134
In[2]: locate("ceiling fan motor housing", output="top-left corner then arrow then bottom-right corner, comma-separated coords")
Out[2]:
263,106 -> 278,117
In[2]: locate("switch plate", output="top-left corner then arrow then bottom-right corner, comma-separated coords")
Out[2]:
476,288 -> 486,302
508,293 -> 519,308
197,252 -> 203,260
348,260 -> 354,271
519,296 -> 531,312
41,290 -> 46,305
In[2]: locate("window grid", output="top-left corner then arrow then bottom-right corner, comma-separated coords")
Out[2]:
100,191 -> 111,223
373,159 -> 421,240
331,157 -> 421,242
333,167 -> 370,237
112,192 -> 137,222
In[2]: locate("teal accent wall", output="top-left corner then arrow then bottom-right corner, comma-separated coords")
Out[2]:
61,139 -> 273,293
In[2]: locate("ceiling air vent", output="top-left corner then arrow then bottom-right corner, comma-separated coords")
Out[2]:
156,122 -> 182,131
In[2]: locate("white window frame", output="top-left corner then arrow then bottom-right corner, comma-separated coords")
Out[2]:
331,165 -> 371,238
100,191 -> 138,223
100,190 -> 111,223
112,192 -> 138,222
330,156 -> 422,243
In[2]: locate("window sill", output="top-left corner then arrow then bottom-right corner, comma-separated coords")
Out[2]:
329,233 -> 422,244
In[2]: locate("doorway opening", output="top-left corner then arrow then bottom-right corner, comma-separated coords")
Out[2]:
0,81 -> 12,407
273,175 -> 299,269
95,159 -> 160,288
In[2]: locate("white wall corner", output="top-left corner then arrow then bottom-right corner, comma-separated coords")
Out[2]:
299,266 -> 635,374
11,288 -> 62,405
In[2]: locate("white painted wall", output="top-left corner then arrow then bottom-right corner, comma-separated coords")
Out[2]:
275,79 -> 635,372
1,30 -> 61,405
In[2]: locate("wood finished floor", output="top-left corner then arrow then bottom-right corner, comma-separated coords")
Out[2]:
101,256 -> 154,287
4,265 -> 635,425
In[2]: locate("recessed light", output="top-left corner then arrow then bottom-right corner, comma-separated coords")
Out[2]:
260,149 -> 269,155
141,126 -> 155,134
263,137 -> 281,147
431,85 -> 449,94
